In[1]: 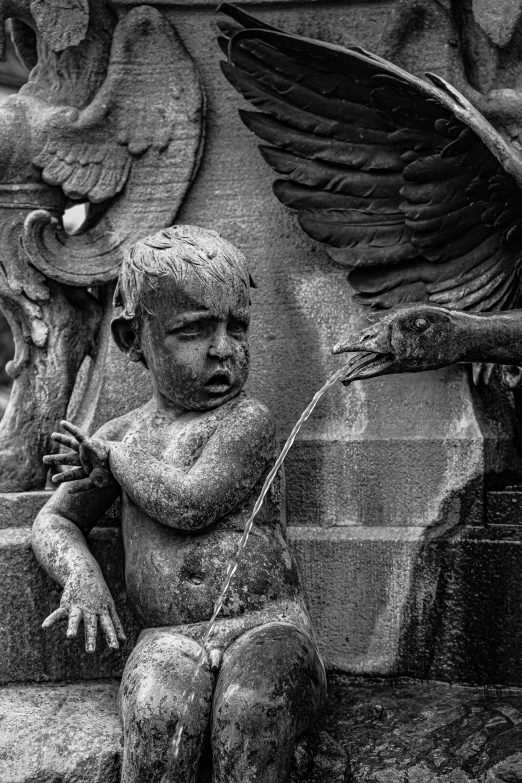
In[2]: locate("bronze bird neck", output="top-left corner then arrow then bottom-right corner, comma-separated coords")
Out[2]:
332,305 -> 522,382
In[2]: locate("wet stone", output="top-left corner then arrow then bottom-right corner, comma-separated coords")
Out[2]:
0,679 -> 348,783
324,676 -> 522,782
6,676 -> 522,782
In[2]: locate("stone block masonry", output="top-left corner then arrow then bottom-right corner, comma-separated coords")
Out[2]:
4,492 -> 522,686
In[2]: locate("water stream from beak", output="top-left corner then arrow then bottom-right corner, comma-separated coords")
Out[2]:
165,352 -> 375,769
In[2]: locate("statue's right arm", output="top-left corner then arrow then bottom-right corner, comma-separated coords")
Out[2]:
32,480 -> 125,652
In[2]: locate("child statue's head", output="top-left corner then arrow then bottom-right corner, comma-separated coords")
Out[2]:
112,225 -> 253,411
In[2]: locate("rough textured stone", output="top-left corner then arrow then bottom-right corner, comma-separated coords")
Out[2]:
6,517 -> 522,685
0,491 -> 51,529
429,526 -> 522,686
0,680 -> 122,783
0,527 -> 140,684
5,676 -> 522,782
0,680 -> 348,783
325,676 -> 522,782
487,490 -> 522,525
289,526 -> 437,676
472,0 -> 522,47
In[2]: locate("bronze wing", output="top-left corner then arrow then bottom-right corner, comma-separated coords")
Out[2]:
219,3 -> 522,313
23,6 -> 204,286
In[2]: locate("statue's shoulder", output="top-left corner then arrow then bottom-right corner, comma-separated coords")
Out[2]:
225,393 -> 277,439
92,404 -> 148,442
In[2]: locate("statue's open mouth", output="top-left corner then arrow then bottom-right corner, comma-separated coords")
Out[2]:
205,372 -> 232,391
338,351 -> 395,385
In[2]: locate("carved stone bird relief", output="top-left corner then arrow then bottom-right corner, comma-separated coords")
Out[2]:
218,3 -> 522,386
0,0 -> 204,490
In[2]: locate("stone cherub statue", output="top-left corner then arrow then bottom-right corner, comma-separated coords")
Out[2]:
32,225 -> 326,783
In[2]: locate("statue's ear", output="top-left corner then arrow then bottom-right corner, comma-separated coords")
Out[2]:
472,0 -> 522,47
29,0 -> 89,52
111,317 -> 144,364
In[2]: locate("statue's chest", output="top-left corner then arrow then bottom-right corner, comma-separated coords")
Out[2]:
121,416 -> 218,471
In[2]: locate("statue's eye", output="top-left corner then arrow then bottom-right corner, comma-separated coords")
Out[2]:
411,316 -> 429,332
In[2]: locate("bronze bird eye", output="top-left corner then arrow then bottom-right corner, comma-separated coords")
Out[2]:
411,317 -> 430,332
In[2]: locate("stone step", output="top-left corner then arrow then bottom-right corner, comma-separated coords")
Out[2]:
0,679 -> 348,783
0,680 -> 122,783
0,527 -> 141,684
2,676 -> 522,783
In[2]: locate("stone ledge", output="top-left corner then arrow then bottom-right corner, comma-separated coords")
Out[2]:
0,491 -> 52,529
4,524 -> 522,685
0,680 -> 348,783
0,680 -> 122,783
0,491 -> 120,529
0,526 -> 434,683
0,528 -> 141,685
3,676 -> 522,783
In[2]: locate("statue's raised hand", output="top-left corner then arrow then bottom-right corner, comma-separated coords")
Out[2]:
43,420 -> 116,492
42,569 -> 126,653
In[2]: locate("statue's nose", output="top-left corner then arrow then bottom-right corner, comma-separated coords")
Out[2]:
208,325 -> 233,360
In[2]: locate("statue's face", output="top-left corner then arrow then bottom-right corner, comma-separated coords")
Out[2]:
139,272 -> 250,411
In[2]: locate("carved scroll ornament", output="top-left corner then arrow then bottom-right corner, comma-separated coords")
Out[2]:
0,0 -> 204,490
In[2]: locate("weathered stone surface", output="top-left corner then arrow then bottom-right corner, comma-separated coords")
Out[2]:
6,518 -> 522,685
472,0 -> 522,47
429,527 -> 522,686
0,680 -> 348,783
487,490 -> 522,526
5,676 -> 522,782
0,491 -> 121,529
290,729 -> 351,783
325,675 -> 522,782
0,680 -> 122,783
289,526 -> 437,676
0,522 -> 437,682
0,491 -> 51,529
0,527 -> 140,684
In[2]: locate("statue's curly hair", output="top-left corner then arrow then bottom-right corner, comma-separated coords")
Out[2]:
114,225 -> 253,323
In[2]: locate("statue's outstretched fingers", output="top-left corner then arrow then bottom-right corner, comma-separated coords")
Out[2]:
109,603 -> 126,641
51,467 -> 87,484
100,612 -> 119,649
66,607 -> 82,638
43,453 -> 81,466
51,432 -> 79,450
60,420 -> 87,443
84,612 -> 97,653
42,607 -> 68,628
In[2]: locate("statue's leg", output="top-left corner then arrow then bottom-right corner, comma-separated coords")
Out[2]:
119,629 -> 213,783
211,622 -> 327,783
0,271 -> 101,491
